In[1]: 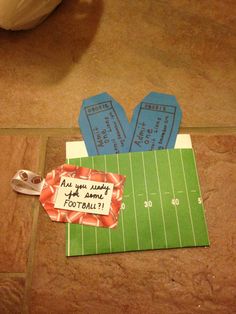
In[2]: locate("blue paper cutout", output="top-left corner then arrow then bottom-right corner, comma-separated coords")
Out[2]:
79,92 -> 130,156
125,92 -> 182,152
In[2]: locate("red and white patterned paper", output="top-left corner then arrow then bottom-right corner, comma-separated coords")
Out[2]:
39,164 -> 126,228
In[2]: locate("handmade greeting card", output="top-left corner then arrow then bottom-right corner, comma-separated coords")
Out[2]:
65,147 -> 209,256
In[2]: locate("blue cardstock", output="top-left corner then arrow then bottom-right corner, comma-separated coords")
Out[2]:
125,92 -> 182,152
79,92 -> 130,156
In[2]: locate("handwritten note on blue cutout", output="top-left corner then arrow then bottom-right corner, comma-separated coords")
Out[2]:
79,92 -> 130,156
125,92 -> 182,152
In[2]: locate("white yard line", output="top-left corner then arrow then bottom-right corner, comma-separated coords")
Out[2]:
91,157 -> 98,253
154,151 -> 168,248
116,154 -> 126,251
80,158 -> 85,255
141,152 -> 154,249
129,153 -> 140,250
180,150 -> 196,246
95,227 -> 98,254
104,155 -> 112,252
192,150 -> 210,243
167,150 -> 182,247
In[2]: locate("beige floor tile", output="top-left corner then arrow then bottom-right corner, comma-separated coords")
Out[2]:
0,1 -> 235,128
0,276 -> 25,314
28,134 -> 236,313
0,136 -> 41,272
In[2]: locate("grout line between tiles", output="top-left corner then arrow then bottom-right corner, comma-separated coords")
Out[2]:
0,127 -> 235,136
22,136 -> 48,314
0,128 -> 82,136
0,273 -> 26,278
180,127 -> 236,134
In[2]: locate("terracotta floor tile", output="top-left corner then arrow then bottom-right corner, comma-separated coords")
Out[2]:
44,136 -> 82,175
29,135 -> 236,313
0,136 -> 41,272
0,1 -> 235,128
0,276 -> 25,314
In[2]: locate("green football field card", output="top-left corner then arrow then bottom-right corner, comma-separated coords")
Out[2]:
66,149 -> 209,256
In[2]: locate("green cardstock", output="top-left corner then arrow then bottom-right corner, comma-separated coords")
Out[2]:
66,149 -> 209,256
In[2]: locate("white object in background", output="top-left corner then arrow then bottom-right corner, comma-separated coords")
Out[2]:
0,0 -> 62,30
66,141 -> 89,160
174,134 -> 192,149
66,134 -> 192,160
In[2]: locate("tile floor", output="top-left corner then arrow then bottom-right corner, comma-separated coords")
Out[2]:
0,1 -> 235,313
